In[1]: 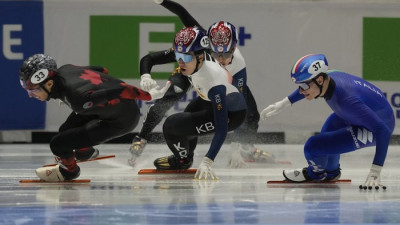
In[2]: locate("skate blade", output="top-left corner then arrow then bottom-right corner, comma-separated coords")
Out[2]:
42,155 -> 115,167
138,169 -> 197,174
267,179 -> 351,184
19,179 -> 91,183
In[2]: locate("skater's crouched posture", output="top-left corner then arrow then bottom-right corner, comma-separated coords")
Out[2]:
130,0 -> 273,169
153,27 -> 247,180
19,54 -> 170,182
261,54 -> 394,189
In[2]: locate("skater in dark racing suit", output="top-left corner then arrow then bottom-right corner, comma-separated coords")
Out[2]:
127,48 -> 192,166
129,0 -> 273,168
152,27 -> 247,180
19,54 -> 170,182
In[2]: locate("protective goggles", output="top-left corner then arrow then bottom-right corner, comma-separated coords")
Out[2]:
21,81 -> 41,96
298,81 -> 313,91
211,50 -> 234,59
175,52 -> 194,63
26,87 -> 42,96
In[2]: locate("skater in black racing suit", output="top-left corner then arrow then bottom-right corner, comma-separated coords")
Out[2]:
129,0 -> 274,168
19,54 -> 169,181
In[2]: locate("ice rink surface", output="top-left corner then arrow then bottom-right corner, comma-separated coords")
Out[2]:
1,143 -> 400,225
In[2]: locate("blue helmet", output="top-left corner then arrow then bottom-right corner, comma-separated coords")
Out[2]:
290,54 -> 328,84
207,21 -> 238,53
174,26 -> 209,54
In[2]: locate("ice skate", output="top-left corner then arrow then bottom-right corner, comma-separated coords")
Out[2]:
325,167 -> 342,181
129,135 -> 147,156
239,143 -> 275,163
283,168 -> 312,183
74,147 -> 99,161
36,165 -> 65,182
128,136 -> 147,166
283,167 -> 326,183
36,165 -> 80,182
154,155 -> 193,170
36,156 -> 80,182
249,148 -> 275,163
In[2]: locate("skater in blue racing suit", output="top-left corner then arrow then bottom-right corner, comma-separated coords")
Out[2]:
261,54 -> 394,190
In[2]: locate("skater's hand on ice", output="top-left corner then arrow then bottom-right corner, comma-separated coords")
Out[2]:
140,73 -> 158,92
195,157 -> 219,180
360,164 -> 386,190
148,81 -> 171,100
260,97 -> 291,120
227,142 -> 248,168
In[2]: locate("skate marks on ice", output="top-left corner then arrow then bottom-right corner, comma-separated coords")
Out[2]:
2,144 -> 400,224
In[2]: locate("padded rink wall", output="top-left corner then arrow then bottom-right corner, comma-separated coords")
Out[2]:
1,0 -> 400,143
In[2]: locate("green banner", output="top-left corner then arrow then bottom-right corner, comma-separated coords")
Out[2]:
90,16 -> 183,79
363,17 -> 400,81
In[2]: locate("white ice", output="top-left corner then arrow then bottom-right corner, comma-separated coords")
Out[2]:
1,143 -> 399,225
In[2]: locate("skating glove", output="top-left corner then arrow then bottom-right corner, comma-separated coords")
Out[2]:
140,73 -> 158,91
148,81 -> 171,100
227,142 -> 248,168
360,164 -> 386,190
260,97 -> 291,120
195,157 -> 219,180
153,0 -> 163,4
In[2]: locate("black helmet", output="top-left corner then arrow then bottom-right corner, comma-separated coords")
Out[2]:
19,54 -> 57,89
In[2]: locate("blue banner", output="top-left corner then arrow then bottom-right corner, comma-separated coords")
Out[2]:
0,1 -> 45,130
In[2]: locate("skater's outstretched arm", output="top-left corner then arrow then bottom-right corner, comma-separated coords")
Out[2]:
156,0 -> 205,31
139,48 -> 176,91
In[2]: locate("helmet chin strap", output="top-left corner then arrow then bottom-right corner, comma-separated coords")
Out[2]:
313,77 -> 325,99
40,82 -> 52,101
191,55 -> 201,75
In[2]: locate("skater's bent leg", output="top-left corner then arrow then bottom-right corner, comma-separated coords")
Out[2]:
59,112 -> 98,132
139,96 -> 179,139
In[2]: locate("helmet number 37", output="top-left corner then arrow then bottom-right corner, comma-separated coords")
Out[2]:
309,60 -> 324,74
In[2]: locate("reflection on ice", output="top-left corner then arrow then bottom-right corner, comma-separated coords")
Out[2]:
0,144 -> 399,224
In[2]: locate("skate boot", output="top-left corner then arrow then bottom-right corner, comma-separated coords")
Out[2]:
128,136 -> 147,166
283,167 -> 326,183
249,148 -> 275,163
74,147 -> 99,161
325,167 -> 341,182
154,155 -> 193,170
240,143 -> 275,163
129,135 -> 147,156
36,156 -> 80,182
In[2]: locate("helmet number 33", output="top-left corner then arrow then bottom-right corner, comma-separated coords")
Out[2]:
30,69 -> 49,84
